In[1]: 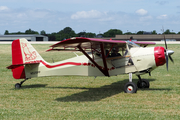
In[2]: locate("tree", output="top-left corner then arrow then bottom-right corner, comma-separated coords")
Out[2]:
63,27 -> 73,34
57,27 -> 77,41
47,33 -> 56,41
152,30 -> 157,34
103,29 -> 123,37
136,31 -> 144,34
40,30 -> 46,35
164,29 -> 171,34
124,32 -> 133,35
163,29 -> 175,34
25,29 -> 39,34
85,32 -> 96,38
15,31 -> 24,34
4,30 -> 9,35
77,32 -> 86,37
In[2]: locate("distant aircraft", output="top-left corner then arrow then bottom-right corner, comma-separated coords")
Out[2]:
7,37 -> 174,93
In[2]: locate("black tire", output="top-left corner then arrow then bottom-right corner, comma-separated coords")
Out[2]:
137,79 -> 150,88
15,83 -> 21,89
124,82 -> 137,93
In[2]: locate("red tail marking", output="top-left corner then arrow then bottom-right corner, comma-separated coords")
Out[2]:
21,42 -> 37,61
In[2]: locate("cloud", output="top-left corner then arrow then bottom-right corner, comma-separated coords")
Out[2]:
157,14 -> 168,19
0,6 -> 10,11
71,10 -> 102,19
135,9 -> 148,16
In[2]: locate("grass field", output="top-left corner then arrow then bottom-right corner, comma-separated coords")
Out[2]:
0,44 -> 180,119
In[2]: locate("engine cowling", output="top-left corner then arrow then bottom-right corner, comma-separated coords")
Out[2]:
154,46 -> 166,67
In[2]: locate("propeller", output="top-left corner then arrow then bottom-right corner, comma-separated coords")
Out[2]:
163,29 -> 174,71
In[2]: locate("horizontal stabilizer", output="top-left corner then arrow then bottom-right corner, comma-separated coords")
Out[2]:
7,61 -> 41,69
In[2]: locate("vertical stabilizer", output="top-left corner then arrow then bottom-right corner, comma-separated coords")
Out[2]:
10,38 -> 44,79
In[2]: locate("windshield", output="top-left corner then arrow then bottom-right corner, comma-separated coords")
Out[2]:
127,41 -> 140,50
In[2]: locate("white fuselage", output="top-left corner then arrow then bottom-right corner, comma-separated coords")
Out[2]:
24,47 -> 157,78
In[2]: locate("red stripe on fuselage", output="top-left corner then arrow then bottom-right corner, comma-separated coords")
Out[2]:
25,60 -> 116,71
41,61 -> 81,68
26,60 -> 82,68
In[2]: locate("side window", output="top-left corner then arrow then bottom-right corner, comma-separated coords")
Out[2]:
111,47 -> 122,57
127,41 -> 140,50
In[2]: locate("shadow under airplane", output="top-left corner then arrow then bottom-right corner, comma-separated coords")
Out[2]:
12,84 -> 48,90
54,78 -> 170,102
12,79 -> 171,102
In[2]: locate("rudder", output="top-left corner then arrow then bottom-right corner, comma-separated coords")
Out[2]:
11,39 -> 25,79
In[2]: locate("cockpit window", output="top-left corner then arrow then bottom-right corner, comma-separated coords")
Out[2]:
127,41 -> 140,50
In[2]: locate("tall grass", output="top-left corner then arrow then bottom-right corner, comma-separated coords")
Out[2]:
0,44 -> 180,119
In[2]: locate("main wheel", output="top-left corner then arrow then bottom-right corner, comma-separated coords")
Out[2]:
124,82 -> 137,93
15,83 -> 21,89
137,79 -> 150,88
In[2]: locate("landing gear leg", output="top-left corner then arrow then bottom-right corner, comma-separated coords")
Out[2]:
137,75 -> 150,88
124,73 -> 137,93
15,78 -> 29,89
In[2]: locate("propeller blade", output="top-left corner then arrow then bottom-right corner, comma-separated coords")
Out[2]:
167,50 -> 174,63
167,50 -> 174,56
169,55 -> 174,63
165,52 -> 169,71
164,35 -> 168,50
162,27 -> 174,70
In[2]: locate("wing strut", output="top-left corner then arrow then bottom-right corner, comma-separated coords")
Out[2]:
100,43 -> 109,76
77,43 -> 109,76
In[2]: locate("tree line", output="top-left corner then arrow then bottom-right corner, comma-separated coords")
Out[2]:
4,27 -> 180,41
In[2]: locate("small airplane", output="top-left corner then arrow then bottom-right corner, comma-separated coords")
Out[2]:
7,37 -> 174,93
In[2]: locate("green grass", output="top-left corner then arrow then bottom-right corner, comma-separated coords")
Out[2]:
0,44 -> 180,119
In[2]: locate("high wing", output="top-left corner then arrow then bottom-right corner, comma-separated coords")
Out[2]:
47,37 -> 126,52
47,37 -> 156,76
47,37 -> 155,51
133,41 -> 156,47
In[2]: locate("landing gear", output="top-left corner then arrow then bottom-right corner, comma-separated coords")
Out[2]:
124,82 -> 137,93
15,83 -> 21,89
15,78 -> 29,89
137,75 -> 150,88
124,73 -> 137,93
123,74 -> 150,93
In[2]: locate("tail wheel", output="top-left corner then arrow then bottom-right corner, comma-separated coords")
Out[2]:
15,83 -> 21,89
124,82 -> 137,93
137,79 -> 150,88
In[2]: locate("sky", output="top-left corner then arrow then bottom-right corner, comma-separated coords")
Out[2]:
0,0 -> 180,35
